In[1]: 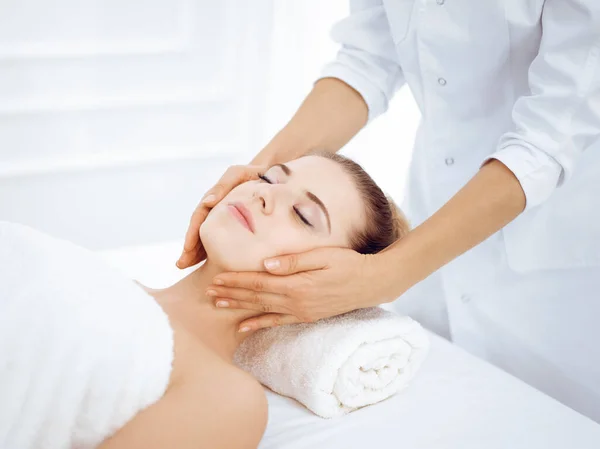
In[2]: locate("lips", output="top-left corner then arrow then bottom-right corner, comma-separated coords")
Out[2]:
228,202 -> 255,233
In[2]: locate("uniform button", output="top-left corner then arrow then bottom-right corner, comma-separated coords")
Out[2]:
438,77 -> 447,86
460,294 -> 471,304
436,0 -> 445,4
445,157 -> 455,166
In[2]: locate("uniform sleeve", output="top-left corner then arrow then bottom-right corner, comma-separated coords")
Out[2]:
317,0 -> 405,123
487,0 -> 600,210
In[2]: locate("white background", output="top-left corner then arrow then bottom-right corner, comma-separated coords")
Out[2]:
0,0 -> 420,251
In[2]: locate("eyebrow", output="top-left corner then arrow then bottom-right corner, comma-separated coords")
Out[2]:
274,163 -> 331,234
274,163 -> 291,176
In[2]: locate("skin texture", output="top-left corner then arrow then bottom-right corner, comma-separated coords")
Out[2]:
99,155 -> 370,449
178,77 -> 525,333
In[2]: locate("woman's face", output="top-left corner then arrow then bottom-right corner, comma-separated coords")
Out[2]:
199,155 -> 366,271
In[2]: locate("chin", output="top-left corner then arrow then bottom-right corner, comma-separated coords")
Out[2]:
206,252 -> 263,273
200,229 -> 263,273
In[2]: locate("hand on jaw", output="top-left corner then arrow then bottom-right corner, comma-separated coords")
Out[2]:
204,246 -> 384,332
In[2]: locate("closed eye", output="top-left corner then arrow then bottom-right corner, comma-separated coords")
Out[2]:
258,174 -> 272,184
293,206 -> 312,227
258,173 -> 312,227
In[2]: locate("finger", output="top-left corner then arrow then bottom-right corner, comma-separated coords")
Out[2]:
179,238 -> 205,266
206,165 -> 264,207
199,172 -> 237,208
177,242 -> 207,269
199,190 -> 219,208
212,272 -> 288,294
178,241 -> 197,267
213,298 -> 289,314
238,314 -> 302,332
207,287 -> 291,313
182,173 -> 233,253
240,164 -> 268,182
263,248 -> 330,275
198,172 -> 238,209
182,204 -> 210,252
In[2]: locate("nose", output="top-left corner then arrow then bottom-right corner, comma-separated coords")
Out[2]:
255,183 -> 286,215
255,183 -> 274,215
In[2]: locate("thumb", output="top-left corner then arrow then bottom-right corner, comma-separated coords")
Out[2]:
201,186 -> 223,207
264,248 -> 329,275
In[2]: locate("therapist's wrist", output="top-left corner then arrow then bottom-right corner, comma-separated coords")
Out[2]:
367,246 -> 414,305
250,130 -> 315,167
373,159 -> 528,304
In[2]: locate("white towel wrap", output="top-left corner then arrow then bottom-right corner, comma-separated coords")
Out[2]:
0,222 -> 174,449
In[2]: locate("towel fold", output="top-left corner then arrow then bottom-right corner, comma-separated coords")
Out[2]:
234,306 -> 429,418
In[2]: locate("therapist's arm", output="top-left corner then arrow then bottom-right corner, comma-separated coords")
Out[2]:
383,0 -> 599,297
253,0 -> 405,167
251,78 -> 369,166
485,0 -> 600,210
376,159 -> 526,301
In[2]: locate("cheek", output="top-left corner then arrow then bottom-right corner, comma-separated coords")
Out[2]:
200,205 -> 326,270
200,209 -> 240,257
261,226 -> 321,256
200,208 -> 268,271
198,214 -> 218,258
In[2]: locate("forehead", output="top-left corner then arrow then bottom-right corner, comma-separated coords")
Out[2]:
279,156 -> 365,244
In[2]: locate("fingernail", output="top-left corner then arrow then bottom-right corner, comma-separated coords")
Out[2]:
216,300 -> 229,308
206,289 -> 217,296
239,326 -> 251,333
202,194 -> 216,204
264,259 -> 280,270
214,279 -> 224,285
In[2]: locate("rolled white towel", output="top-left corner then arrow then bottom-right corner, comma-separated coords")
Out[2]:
233,307 -> 429,418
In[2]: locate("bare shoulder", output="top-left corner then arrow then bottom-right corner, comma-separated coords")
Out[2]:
168,324 -> 268,448
98,326 -> 268,449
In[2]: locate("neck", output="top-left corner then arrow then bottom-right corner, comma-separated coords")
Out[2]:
145,261 -> 261,363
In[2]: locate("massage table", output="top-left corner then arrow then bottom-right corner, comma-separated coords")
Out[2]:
100,242 -> 600,449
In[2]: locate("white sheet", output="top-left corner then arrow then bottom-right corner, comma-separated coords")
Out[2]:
100,242 -> 600,449
260,333 -> 600,448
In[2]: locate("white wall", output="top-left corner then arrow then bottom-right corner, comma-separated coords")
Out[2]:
0,0 -> 420,250
0,0 -> 273,250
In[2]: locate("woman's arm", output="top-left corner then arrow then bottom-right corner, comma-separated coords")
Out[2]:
251,77 -> 368,166
98,374 -> 268,449
252,0 -> 405,167
374,159 -> 526,300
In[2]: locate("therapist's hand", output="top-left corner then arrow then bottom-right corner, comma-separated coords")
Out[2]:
206,247 -> 390,332
177,164 -> 268,269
